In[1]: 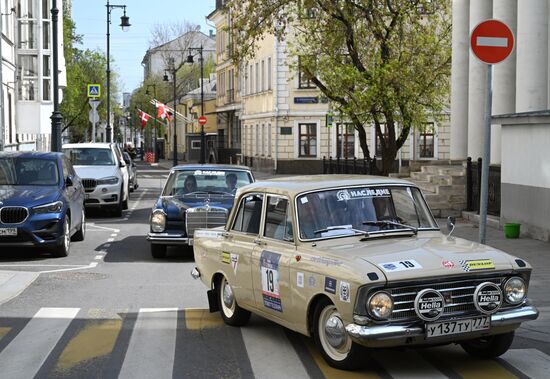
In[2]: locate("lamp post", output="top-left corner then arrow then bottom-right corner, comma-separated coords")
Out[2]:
50,0 -> 62,152
164,59 -> 178,166
186,45 -> 206,164
106,1 -> 130,143
145,84 -> 158,162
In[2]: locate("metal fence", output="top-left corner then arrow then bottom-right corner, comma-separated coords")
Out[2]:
322,156 -> 379,175
466,157 -> 501,216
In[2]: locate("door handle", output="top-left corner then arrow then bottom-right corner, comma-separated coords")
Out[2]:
253,238 -> 265,245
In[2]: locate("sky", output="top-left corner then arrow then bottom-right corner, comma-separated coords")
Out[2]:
71,0 -> 216,95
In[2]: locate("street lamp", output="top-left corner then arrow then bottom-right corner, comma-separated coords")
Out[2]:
145,84 -> 158,162
163,59 -> 178,166
186,45 -> 206,164
106,0 -> 130,143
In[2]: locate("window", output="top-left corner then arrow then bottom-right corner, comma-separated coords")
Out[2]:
298,123 -> 317,157
418,123 -> 435,158
42,55 -> 50,101
267,123 -> 272,156
255,124 -> 259,155
264,196 -> 293,241
249,64 -> 253,94
261,60 -> 265,92
42,20 -> 50,49
337,123 -> 355,158
191,140 -> 201,149
232,194 -> 264,234
375,123 -> 389,156
255,62 -> 259,93
260,124 -> 265,155
267,57 -> 272,90
298,57 -> 315,89
18,55 -> 38,100
244,68 -> 248,96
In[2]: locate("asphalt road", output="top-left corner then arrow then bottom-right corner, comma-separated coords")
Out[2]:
0,164 -> 548,378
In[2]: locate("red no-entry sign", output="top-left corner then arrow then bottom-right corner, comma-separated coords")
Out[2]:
471,20 -> 514,64
198,116 -> 207,125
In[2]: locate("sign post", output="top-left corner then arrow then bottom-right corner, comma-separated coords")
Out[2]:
89,99 -> 101,142
470,19 -> 514,244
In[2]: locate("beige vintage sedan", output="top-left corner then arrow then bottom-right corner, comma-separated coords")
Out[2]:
191,175 -> 539,370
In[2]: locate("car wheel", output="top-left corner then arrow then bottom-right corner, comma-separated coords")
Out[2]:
112,191 -> 123,217
460,331 -> 515,358
218,276 -> 251,326
72,208 -> 86,242
313,298 -> 366,370
52,215 -> 71,257
151,243 -> 167,259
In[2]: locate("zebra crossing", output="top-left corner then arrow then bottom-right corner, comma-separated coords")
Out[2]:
0,307 -> 548,379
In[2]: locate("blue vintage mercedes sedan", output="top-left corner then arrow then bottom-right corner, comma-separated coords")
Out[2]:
0,152 -> 86,257
147,164 -> 254,258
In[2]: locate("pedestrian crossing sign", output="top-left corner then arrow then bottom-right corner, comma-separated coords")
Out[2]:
87,84 -> 101,98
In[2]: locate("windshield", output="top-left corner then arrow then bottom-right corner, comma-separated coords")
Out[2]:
63,148 -> 115,166
162,169 -> 253,196
297,186 -> 438,240
0,158 -> 59,186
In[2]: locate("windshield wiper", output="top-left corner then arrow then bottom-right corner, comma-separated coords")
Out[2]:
362,220 -> 418,235
313,225 -> 365,235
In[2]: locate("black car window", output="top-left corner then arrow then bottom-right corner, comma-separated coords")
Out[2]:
232,194 -> 264,234
64,148 -> 115,166
0,158 -> 59,186
264,196 -> 293,242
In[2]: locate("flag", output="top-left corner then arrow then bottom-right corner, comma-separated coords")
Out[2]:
138,110 -> 150,129
156,101 -> 171,121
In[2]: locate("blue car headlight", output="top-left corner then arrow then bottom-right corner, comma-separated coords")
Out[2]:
151,210 -> 166,233
33,201 -> 64,214
97,176 -> 119,185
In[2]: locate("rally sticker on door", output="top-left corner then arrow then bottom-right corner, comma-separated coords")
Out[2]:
260,250 -> 283,312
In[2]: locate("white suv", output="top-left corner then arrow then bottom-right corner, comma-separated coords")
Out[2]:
63,143 -> 130,216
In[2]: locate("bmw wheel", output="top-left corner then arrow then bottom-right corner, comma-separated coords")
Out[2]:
218,276 -> 251,326
312,298 -> 366,370
72,208 -> 86,242
53,215 -> 71,257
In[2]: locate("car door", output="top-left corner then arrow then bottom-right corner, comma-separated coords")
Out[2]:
251,195 -> 294,321
62,157 -> 81,232
220,192 -> 265,309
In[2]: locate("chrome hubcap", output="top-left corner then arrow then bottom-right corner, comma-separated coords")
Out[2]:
325,315 -> 346,348
223,282 -> 234,308
64,220 -> 70,249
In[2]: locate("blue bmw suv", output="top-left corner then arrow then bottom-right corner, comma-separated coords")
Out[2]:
0,152 -> 85,257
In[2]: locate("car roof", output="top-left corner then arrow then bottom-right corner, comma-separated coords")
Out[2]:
238,175 -> 416,197
62,143 -> 114,149
171,164 -> 252,172
0,151 -> 63,160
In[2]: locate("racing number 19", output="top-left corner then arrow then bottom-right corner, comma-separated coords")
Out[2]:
266,269 -> 274,292
400,260 -> 415,268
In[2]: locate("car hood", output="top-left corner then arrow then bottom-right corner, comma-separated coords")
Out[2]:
73,165 -> 118,179
0,185 -> 60,207
158,195 -> 235,220
319,233 -> 518,282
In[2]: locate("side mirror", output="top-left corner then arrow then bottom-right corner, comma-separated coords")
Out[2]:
65,176 -> 74,187
119,160 -> 126,168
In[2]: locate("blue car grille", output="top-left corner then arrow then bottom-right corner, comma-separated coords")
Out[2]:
0,207 -> 28,224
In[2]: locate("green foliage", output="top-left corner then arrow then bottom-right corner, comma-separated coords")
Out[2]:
227,0 -> 452,174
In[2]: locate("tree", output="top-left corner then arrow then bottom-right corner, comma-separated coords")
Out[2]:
227,0 -> 452,174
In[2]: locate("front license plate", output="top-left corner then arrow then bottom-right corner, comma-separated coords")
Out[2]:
426,316 -> 490,338
0,228 -> 17,236
85,194 -> 90,200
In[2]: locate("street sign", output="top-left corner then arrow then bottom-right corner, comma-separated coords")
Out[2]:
470,20 -> 514,64
87,84 -> 101,98
89,109 -> 99,124
198,116 -> 207,125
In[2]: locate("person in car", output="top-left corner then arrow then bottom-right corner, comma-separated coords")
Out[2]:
225,173 -> 238,194
183,175 -> 198,194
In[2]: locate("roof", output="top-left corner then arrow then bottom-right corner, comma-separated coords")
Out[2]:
171,164 -> 252,172
239,175 -> 415,196
0,151 -> 63,159
62,143 -> 114,149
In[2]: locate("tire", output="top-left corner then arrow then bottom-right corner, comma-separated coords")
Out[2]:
151,243 -> 167,259
312,298 -> 366,370
72,208 -> 86,242
52,215 -> 71,257
460,331 -> 515,358
218,276 -> 251,326
112,191 -> 123,217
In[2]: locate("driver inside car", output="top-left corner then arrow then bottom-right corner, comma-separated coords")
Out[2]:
182,175 -> 198,194
225,173 -> 237,194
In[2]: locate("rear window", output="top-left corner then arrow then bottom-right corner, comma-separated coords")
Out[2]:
63,148 -> 115,166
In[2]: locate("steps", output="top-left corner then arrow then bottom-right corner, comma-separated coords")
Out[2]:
402,164 -> 466,218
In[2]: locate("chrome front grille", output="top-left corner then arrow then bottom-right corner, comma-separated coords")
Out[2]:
387,276 -> 510,322
0,206 -> 29,224
186,206 -> 227,237
82,178 -> 97,192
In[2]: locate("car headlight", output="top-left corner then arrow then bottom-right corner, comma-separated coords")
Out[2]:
503,277 -> 526,304
33,201 -> 64,214
151,210 -> 166,233
97,176 -> 119,185
367,291 -> 394,320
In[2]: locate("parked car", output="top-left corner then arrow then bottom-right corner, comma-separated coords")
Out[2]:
0,152 -> 86,257
63,143 -> 130,217
191,175 -> 539,370
123,152 -> 138,192
147,164 -> 254,259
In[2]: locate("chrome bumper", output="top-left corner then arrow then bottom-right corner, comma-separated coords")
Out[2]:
146,232 -> 191,245
346,304 -> 539,344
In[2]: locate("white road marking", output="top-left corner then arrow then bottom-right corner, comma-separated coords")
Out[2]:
87,223 -> 120,233
94,255 -> 104,260
371,349 -> 447,379
107,238 -> 115,242
476,36 -> 508,47
502,348 -> 550,378
0,307 -> 80,379
111,233 -> 117,237
39,262 -> 98,274
118,308 -> 178,379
